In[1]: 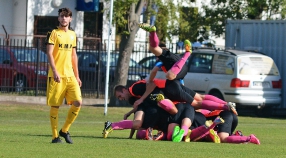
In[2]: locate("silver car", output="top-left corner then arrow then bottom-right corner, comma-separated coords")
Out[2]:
155,48 -> 282,109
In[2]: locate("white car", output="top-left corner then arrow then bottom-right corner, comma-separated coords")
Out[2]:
155,48 -> 282,110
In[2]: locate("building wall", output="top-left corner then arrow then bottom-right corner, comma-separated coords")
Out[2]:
0,0 -> 14,35
101,1 -> 116,45
26,0 -> 84,37
0,0 -> 87,38
0,0 -> 224,47
12,0 -> 27,35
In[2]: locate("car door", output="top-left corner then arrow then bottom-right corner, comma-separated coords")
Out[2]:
78,52 -> 100,89
0,48 -> 13,88
184,53 -> 213,94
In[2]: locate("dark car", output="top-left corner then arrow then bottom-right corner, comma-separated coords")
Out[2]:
138,56 -> 158,70
138,53 -> 186,70
77,51 -> 149,90
0,46 -> 48,92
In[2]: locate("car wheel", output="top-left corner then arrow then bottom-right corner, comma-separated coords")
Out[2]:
14,75 -> 27,92
209,91 -> 224,100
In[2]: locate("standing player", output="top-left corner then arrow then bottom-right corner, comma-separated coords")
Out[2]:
45,8 -> 82,144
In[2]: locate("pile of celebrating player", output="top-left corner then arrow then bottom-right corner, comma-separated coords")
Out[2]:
102,23 -> 260,145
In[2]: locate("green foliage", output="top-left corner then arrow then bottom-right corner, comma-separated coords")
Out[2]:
104,0 -> 286,40
105,0 -> 196,41
202,0 -> 286,37
282,0 -> 286,19
178,7 -> 201,42
112,0 -> 138,28
1,103 -> 286,157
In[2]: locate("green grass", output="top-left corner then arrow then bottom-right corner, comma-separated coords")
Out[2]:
0,103 -> 286,158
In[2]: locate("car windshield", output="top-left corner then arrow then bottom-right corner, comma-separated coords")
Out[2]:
12,48 -> 47,62
238,56 -> 279,76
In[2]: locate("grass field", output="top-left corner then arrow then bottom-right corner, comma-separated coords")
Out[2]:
0,103 -> 285,158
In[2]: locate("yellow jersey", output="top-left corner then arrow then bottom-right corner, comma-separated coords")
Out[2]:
46,27 -> 77,77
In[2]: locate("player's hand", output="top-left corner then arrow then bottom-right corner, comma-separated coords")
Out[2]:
53,71 -> 61,83
76,77 -> 82,87
124,113 -> 131,120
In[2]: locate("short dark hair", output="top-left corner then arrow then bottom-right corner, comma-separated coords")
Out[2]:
58,8 -> 72,17
113,85 -> 127,96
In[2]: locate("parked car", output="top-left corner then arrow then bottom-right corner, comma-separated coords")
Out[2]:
138,53 -> 185,70
138,56 -> 157,70
77,51 -> 149,90
155,48 -> 282,110
0,46 -> 48,92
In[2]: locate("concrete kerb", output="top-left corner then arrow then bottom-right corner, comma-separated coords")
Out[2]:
0,95 -> 107,106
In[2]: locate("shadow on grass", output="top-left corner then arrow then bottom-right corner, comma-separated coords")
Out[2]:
237,107 -> 286,119
27,134 -> 130,140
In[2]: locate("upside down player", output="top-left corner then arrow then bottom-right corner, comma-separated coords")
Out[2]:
134,23 -> 238,115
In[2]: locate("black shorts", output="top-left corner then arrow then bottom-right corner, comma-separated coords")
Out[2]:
162,80 -> 196,104
158,49 -> 188,80
168,102 -> 195,124
206,111 -> 238,134
137,104 -> 169,130
158,49 -> 181,70
190,112 -> 207,129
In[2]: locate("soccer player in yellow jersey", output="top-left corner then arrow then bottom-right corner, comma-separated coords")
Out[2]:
45,7 -> 82,144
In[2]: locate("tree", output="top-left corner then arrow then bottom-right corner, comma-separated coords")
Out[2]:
178,7 -> 202,42
201,0 -> 286,38
106,0 -> 197,106
106,0 -> 145,106
111,0 -> 199,85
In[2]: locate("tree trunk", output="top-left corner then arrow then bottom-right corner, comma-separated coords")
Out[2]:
109,0 -> 146,106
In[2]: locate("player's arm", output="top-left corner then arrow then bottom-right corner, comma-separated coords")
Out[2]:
128,128 -> 136,139
46,44 -> 61,82
127,111 -> 137,139
124,108 -> 136,120
133,62 -> 162,107
46,44 -> 56,71
133,82 -> 156,108
71,47 -> 82,87
46,30 -> 61,82
147,64 -> 161,83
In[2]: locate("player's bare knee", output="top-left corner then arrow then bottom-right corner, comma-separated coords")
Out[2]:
194,93 -> 203,101
132,121 -> 142,130
218,133 -> 229,143
191,100 -> 202,109
172,108 -> 178,114
149,46 -> 162,56
166,72 -> 176,80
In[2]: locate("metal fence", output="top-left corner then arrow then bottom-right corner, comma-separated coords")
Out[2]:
0,35 -> 181,98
